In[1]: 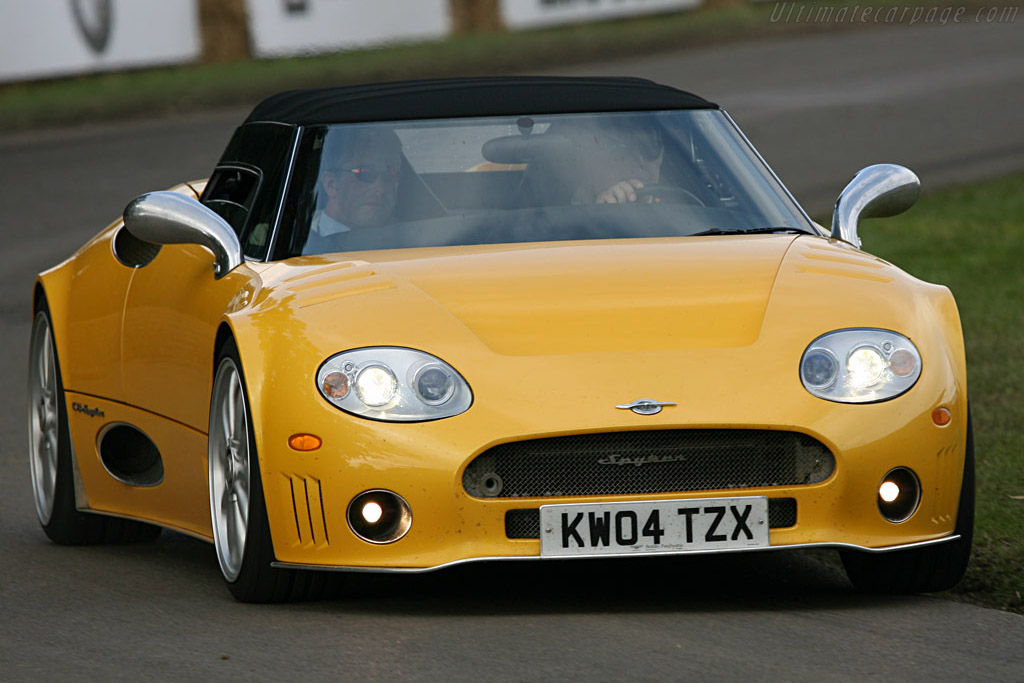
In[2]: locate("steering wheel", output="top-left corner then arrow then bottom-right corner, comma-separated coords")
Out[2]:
636,185 -> 706,207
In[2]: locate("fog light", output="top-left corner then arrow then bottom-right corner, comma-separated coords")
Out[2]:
879,481 -> 900,503
877,467 -> 920,523
347,490 -> 412,544
361,501 -> 383,524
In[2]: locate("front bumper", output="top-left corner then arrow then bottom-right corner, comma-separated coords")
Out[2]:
257,391 -> 968,571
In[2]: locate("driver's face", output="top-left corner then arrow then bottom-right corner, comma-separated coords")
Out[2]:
323,134 -> 402,229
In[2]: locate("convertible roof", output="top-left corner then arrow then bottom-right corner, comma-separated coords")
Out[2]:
245,77 -> 717,126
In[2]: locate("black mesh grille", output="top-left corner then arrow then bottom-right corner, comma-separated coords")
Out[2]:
465,430 -> 833,499
768,497 -> 797,528
505,498 -> 797,539
506,509 -> 542,539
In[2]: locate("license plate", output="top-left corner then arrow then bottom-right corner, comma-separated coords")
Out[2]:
539,497 -> 769,557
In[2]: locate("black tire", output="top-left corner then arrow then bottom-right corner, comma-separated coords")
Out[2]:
840,411 -> 975,593
29,296 -> 161,545
210,337 -> 341,603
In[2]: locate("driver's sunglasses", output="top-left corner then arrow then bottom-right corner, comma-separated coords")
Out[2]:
342,166 -> 400,184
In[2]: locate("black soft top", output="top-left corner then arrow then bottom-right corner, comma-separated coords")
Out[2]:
245,77 -> 717,126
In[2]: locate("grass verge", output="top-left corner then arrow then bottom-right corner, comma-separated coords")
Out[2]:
0,0 -> 991,132
862,174 -> 1024,614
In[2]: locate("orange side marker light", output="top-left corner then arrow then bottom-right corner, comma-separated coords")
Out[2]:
932,407 -> 952,426
289,433 -> 322,451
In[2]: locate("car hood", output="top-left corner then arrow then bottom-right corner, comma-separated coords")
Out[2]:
256,236 -> 799,355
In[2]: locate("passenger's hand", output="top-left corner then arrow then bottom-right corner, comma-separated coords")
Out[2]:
596,179 -> 645,204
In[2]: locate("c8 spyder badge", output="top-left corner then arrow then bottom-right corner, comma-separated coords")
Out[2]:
72,402 -> 104,418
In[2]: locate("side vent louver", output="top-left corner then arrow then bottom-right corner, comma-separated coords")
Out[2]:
285,474 -> 330,547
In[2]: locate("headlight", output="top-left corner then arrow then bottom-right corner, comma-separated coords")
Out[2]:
800,329 -> 921,403
317,347 -> 472,421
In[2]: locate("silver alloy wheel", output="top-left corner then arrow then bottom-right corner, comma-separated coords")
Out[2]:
28,312 -> 59,525
209,357 -> 251,582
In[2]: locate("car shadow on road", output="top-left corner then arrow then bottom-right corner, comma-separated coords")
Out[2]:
62,530 -> 929,616
332,548 -> 918,617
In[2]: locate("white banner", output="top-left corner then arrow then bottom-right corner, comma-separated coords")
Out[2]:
502,0 -> 702,28
0,0 -> 200,83
245,0 -> 451,58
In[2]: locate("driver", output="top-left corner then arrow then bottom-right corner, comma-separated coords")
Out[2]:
311,127 -> 404,243
571,121 -> 664,204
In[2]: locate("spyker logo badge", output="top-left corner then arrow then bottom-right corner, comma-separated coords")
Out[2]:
615,398 -> 677,415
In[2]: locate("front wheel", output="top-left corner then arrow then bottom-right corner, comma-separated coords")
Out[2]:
840,411 -> 975,593
209,338 -> 340,602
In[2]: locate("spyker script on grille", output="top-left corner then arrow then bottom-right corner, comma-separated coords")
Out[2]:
597,453 -> 688,466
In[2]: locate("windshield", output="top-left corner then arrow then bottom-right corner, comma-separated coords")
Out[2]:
271,110 -> 813,258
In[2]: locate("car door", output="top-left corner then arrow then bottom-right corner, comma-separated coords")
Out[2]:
114,124 -> 296,531
120,123 -> 296,429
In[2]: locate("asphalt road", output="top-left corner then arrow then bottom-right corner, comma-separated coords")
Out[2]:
2,20 -> 1023,682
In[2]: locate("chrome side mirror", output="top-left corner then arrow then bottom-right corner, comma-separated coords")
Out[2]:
831,164 -> 920,249
123,191 -> 243,279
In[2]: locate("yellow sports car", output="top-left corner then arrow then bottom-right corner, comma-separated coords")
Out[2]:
29,77 -> 972,602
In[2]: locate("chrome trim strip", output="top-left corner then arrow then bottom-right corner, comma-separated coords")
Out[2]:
265,125 -> 302,261
720,110 -> 822,236
270,535 -> 961,574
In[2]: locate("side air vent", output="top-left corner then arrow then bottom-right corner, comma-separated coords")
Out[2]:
98,424 -> 164,487
113,227 -> 161,268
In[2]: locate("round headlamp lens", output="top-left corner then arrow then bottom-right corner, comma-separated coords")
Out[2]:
415,366 -> 455,405
355,365 -> 398,407
321,371 -> 350,399
801,349 -> 838,388
847,346 -> 886,388
889,348 -> 917,377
